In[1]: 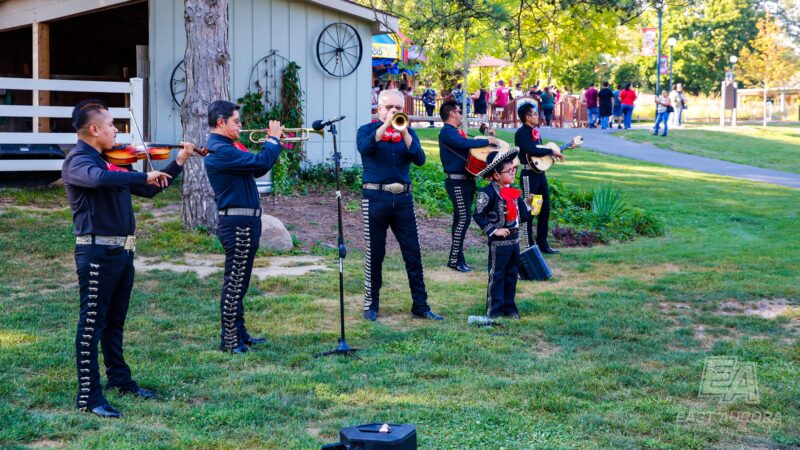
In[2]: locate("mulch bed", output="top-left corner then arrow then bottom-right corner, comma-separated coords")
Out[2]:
261,190 -> 484,253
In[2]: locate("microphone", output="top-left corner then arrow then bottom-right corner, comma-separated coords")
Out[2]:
312,116 -> 345,131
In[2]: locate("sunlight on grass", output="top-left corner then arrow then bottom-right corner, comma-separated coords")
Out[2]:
0,330 -> 37,347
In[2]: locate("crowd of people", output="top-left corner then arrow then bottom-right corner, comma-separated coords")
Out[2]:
371,78 -> 689,134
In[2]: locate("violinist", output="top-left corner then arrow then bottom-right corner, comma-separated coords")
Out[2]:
62,99 -> 197,418
203,100 -> 283,354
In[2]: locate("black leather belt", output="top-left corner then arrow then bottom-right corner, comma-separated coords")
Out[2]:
218,208 -> 262,217
445,173 -> 475,180
362,183 -> 411,194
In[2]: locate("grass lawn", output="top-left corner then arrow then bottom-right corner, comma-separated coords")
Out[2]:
1,131 -> 798,448
619,124 -> 800,174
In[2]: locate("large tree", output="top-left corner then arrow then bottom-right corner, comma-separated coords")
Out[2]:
181,0 -> 230,232
737,12 -> 799,126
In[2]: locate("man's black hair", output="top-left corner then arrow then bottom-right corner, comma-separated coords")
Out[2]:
71,99 -> 109,131
602,81 -> 609,87
439,100 -> 460,121
208,100 -> 240,128
518,102 -> 535,122
590,82 -> 596,87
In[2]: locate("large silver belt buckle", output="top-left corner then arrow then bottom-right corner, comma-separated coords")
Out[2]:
124,235 -> 136,251
385,183 -> 404,194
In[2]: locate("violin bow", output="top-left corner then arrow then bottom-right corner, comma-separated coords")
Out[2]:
128,109 -> 155,170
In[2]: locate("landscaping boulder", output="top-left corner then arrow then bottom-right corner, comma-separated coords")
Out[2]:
260,215 -> 294,251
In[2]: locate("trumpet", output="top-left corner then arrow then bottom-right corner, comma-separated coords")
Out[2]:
240,128 -> 324,143
391,113 -> 409,131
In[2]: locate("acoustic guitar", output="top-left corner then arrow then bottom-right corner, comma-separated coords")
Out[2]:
525,136 -> 583,173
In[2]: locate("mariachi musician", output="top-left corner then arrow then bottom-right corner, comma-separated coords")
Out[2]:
356,89 -> 443,322
437,100 -> 500,272
515,103 -> 564,254
203,100 -> 284,354
62,99 -> 198,418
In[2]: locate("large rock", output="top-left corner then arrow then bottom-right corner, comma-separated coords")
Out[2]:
260,215 -> 294,251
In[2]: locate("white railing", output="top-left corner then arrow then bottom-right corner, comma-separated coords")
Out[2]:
0,77 -> 144,172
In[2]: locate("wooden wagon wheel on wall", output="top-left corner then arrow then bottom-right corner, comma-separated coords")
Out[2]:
316,22 -> 363,78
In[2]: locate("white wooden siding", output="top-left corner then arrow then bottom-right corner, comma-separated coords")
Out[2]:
150,0 -> 374,166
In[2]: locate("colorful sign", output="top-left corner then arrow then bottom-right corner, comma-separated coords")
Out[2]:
372,34 -> 401,60
660,55 -> 670,75
642,28 -> 657,56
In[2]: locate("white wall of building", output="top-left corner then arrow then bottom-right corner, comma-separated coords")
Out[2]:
150,0 -> 375,166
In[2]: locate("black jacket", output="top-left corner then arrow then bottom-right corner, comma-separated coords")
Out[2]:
62,139 -> 183,236
473,181 -> 531,238
438,124 -> 489,175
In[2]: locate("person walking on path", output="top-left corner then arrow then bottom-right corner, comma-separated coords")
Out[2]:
598,81 -> 614,129
585,83 -> 599,128
612,84 -> 623,129
472,86 -> 488,120
540,86 -> 556,127
669,83 -> 686,128
619,83 -> 637,129
422,83 -> 437,128
653,89 -> 672,137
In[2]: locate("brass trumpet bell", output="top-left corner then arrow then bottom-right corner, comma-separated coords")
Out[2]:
391,113 -> 409,131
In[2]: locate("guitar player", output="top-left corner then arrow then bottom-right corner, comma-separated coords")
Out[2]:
515,102 -> 565,254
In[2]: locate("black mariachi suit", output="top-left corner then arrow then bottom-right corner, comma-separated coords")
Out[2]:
62,139 -> 183,410
356,121 -> 430,315
515,124 -> 554,249
438,124 -> 490,267
473,181 -> 531,317
204,133 -> 282,350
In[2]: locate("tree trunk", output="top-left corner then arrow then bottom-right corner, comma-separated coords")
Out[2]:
181,0 -> 230,233
763,83 -> 768,127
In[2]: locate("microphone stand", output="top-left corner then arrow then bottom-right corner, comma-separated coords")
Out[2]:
314,122 -> 360,360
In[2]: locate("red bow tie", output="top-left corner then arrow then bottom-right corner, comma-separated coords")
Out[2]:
499,186 -> 521,222
234,141 -> 248,152
531,128 -> 540,143
381,126 -> 403,143
457,129 -> 468,138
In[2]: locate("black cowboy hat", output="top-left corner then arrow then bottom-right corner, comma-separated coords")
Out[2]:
477,146 -> 520,178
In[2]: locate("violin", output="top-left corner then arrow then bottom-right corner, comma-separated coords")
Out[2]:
101,143 -> 209,165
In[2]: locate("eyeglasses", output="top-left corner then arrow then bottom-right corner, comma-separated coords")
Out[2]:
380,104 -> 404,111
499,167 -> 517,175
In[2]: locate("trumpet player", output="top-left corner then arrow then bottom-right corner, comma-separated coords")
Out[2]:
204,100 -> 284,354
356,89 -> 444,322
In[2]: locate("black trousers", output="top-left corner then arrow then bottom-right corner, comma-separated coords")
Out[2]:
486,234 -> 520,318
520,169 -> 551,248
361,189 -> 430,315
445,178 -> 476,266
543,107 -> 554,126
425,104 -> 435,125
74,244 -> 138,410
217,215 -> 261,349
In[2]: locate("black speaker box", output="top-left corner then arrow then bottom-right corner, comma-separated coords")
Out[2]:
323,423 -> 416,450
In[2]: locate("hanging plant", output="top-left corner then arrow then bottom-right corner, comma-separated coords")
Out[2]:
236,61 -> 304,196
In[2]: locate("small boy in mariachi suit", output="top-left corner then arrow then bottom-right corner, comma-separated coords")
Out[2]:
473,147 -> 532,319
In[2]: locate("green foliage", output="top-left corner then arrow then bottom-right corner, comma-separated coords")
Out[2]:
612,62 -> 642,89
236,62 -> 304,195
298,163 -> 363,192
591,183 -> 630,219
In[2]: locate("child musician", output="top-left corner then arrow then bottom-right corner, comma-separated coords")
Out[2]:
473,148 -> 533,319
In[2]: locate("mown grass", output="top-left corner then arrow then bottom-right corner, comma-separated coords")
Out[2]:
619,125 -> 800,174
0,132 -> 798,448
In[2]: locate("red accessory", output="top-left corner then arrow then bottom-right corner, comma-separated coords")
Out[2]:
531,128 -> 540,143
499,186 -> 521,222
105,162 -> 128,172
457,129 -> 468,138
381,126 -> 403,143
234,141 -> 248,152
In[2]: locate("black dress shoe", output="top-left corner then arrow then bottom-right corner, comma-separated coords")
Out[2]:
463,262 -> 473,271
108,385 -> 155,400
245,337 -> 267,346
363,310 -> 378,321
412,311 -> 444,321
219,344 -> 250,354
447,263 -> 472,273
506,313 -> 521,319
538,243 -> 560,254
87,404 -> 121,418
